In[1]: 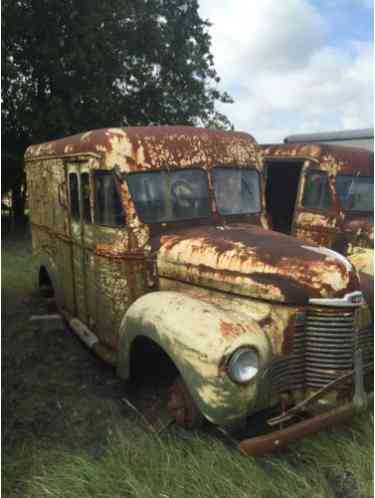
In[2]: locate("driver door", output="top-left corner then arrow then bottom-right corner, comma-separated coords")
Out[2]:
292,162 -> 340,248
67,163 -> 90,322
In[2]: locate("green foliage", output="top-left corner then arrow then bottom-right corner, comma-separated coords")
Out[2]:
3,0 -> 232,145
3,0 -> 232,217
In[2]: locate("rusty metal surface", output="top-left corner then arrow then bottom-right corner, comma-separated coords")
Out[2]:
155,224 -> 360,305
261,143 -> 374,275
267,367 -> 363,427
157,276 -> 298,358
168,377 -> 203,428
24,128 -> 267,354
25,127 -> 373,431
262,143 -> 373,176
239,394 -> 373,457
358,271 -> 374,308
25,126 -> 259,169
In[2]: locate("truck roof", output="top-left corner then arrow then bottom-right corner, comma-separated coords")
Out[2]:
284,128 -> 374,151
261,143 -> 373,177
24,126 -> 259,171
285,128 -> 373,142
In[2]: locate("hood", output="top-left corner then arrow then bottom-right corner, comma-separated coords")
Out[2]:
155,225 -> 360,305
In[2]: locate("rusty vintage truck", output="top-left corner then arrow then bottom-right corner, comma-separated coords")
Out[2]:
25,127 -> 373,455
262,143 -> 374,277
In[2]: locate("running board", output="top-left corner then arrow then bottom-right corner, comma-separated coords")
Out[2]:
62,312 -> 117,367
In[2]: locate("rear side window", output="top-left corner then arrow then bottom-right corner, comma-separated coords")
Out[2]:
336,175 -> 373,212
94,171 -> 125,226
302,171 -> 331,210
81,172 -> 92,224
69,173 -> 80,220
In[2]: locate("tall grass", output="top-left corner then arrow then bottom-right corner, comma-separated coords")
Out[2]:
3,233 -> 374,498
17,413 -> 373,498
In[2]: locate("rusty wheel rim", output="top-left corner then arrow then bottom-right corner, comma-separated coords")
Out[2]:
167,377 -> 203,429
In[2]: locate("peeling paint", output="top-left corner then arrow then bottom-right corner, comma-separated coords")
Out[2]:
25,128 -> 373,430
262,143 -> 373,277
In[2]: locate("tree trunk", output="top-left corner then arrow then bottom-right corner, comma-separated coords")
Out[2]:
11,183 -> 26,224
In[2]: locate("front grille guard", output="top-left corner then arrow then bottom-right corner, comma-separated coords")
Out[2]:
268,306 -> 374,396
239,346 -> 373,457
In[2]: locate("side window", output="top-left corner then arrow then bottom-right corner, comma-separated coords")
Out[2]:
69,173 -> 80,220
94,171 -> 125,226
302,171 -> 331,210
81,172 -> 92,224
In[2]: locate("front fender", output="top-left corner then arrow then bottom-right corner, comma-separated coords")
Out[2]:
359,271 -> 374,313
348,247 -> 373,276
117,291 -> 272,425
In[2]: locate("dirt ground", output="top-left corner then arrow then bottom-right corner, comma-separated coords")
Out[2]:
3,233 -> 149,493
2,232 -> 214,472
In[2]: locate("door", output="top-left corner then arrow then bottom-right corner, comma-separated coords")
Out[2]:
67,163 -> 90,322
265,160 -> 303,235
291,162 -> 340,247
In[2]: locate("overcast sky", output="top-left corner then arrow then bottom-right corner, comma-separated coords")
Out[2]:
198,0 -> 373,142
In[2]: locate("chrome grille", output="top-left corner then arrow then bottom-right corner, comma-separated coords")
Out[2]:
287,319 -> 305,390
268,307 -> 373,394
305,308 -> 354,388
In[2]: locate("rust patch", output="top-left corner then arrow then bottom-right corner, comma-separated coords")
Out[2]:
168,377 -> 203,429
262,142 -> 373,273
262,143 -> 373,177
359,271 -> 374,308
156,224 -> 360,305
25,126 -> 260,170
220,321 -> 247,338
281,315 -> 296,355
248,273 -> 311,304
258,315 -> 273,329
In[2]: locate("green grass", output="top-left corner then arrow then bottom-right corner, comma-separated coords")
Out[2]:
3,230 -> 374,498
8,417 -> 374,498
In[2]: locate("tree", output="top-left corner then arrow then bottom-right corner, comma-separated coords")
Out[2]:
2,0 -> 232,221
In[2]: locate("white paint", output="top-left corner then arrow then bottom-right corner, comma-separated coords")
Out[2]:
69,318 -> 99,348
302,244 -> 354,271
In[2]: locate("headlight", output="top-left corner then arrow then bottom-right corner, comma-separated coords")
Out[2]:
227,347 -> 259,384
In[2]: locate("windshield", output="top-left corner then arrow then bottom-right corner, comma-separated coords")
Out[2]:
127,169 -> 210,223
336,175 -> 373,212
212,168 -> 261,215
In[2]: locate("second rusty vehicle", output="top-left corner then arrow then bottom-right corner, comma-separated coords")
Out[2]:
261,143 -> 374,276
25,127 -> 373,455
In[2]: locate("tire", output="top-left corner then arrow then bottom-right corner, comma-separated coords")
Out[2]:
167,376 -> 204,429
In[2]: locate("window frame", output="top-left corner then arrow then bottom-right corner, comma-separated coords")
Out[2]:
68,172 -> 80,221
211,165 -> 262,216
301,169 -> 332,212
80,171 -> 92,225
127,166 -> 211,224
335,174 -> 374,213
93,170 -> 126,227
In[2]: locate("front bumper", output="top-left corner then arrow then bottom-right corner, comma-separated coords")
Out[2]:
239,348 -> 373,457
239,392 -> 373,456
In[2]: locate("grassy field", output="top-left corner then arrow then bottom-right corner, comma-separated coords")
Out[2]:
2,230 -> 374,498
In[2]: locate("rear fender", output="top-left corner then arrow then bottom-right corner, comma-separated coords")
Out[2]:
33,254 -> 63,305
